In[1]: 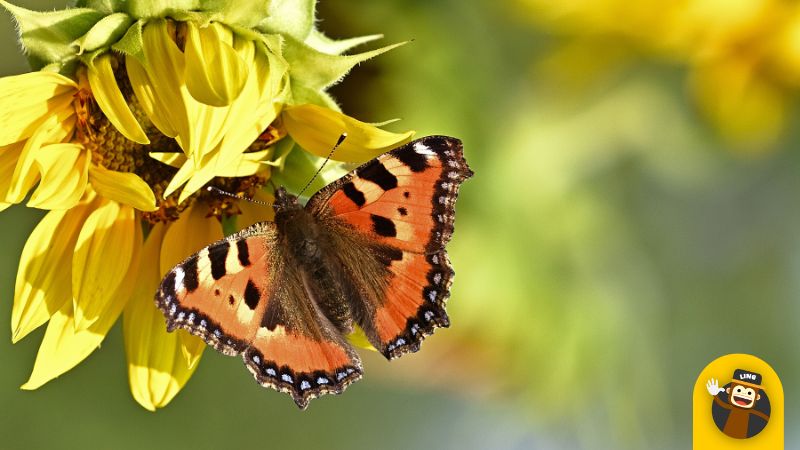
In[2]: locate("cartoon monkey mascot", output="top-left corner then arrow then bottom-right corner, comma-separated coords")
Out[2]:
706,369 -> 770,439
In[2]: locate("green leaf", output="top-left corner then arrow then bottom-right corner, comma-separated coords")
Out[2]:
269,135 -> 295,170
284,36 -> 407,92
0,1 -> 105,70
226,23 -> 268,43
256,0 -> 315,42
269,142 -> 328,197
123,0 -> 200,19
74,0 -> 125,14
73,12 -> 133,55
40,60 -> 79,77
199,0 -> 270,28
305,30 -> 384,56
112,19 -> 145,62
290,84 -> 341,111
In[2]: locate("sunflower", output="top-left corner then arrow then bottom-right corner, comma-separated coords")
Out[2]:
515,0 -> 800,150
3,0 -> 413,411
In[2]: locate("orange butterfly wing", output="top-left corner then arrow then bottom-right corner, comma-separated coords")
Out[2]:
155,222 -> 362,409
307,136 -> 472,358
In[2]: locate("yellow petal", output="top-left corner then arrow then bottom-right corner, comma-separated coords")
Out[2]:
140,19 -> 191,146
89,164 -> 157,211
148,151 -> 187,168
176,149 -> 273,203
171,49 -> 284,203
346,325 -> 377,351
0,71 -> 77,146
11,196 -> 98,343
691,61 -> 783,149
216,149 -> 272,177
6,111 -> 76,204
178,330 -> 206,370
72,200 -> 137,331
183,37 -> 259,163
160,202 -> 223,276
162,158 -> 195,199
185,21 -> 248,107
215,44 -> 284,161
175,155 -> 219,204
27,144 -> 89,210
141,20 -> 236,163
0,141 -> 25,202
283,104 -> 415,163
88,54 -> 150,145
236,188 -> 275,229
123,223 -> 204,411
126,54 -> 178,138
21,226 -> 140,390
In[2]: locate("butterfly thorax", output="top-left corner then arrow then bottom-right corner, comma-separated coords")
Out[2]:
273,186 -> 356,333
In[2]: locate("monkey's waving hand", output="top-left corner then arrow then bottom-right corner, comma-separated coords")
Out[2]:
706,378 -> 725,396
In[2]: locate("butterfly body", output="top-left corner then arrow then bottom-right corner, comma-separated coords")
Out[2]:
271,186 -> 367,336
156,136 -> 472,408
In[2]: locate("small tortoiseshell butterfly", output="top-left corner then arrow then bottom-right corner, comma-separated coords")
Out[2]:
155,136 -> 472,408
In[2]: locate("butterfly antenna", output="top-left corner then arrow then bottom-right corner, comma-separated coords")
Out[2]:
206,186 -> 272,207
297,133 -> 347,198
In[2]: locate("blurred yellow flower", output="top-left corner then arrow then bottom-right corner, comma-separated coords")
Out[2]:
4,1 -> 412,411
518,0 -> 800,149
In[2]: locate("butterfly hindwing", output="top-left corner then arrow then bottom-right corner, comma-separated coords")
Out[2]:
361,248 -> 454,358
242,257 -> 362,409
308,136 -> 472,358
155,222 -> 362,409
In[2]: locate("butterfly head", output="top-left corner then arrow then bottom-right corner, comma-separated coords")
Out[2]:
273,186 -> 302,215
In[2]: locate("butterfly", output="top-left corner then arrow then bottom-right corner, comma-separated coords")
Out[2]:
155,136 -> 473,408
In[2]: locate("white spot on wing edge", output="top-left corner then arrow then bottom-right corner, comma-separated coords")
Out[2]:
413,141 -> 436,156
174,267 -> 185,291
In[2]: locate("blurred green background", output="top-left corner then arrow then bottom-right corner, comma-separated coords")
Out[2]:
3,1 -> 800,449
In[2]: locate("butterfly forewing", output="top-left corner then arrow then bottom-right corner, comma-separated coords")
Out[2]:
309,136 -> 472,254
156,224 -> 276,355
307,136 -> 472,358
